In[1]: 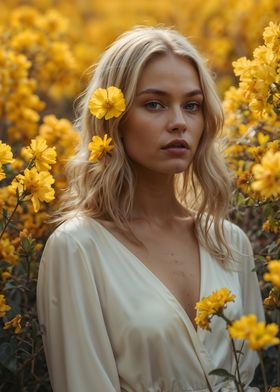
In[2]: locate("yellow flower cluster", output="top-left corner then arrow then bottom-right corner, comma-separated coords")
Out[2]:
7,6 -> 77,97
38,115 -> 80,190
263,260 -> 280,290
228,314 -> 280,350
10,167 -> 55,213
263,288 -> 280,308
251,150 -> 280,199
0,48 -> 45,142
21,136 -> 57,172
0,294 -> 11,318
3,314 -> 22,334
0,235 -> 18,265
231,22 -> 280,122
0,6 -> 78,145
4,135 -> 57,213
223,23 -> 280,205
195,288 -> 236,330
262,216 -> 280,234
0,141 -> 14,181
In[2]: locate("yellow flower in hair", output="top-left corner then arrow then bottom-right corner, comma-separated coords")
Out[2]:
88,134 -> 114,162
88,86 -> 126,120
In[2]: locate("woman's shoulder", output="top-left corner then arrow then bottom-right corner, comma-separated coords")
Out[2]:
222,219 -> 251,251
197,217 -> 253,268
197,215 -> 250,249
46,214 -> 103,249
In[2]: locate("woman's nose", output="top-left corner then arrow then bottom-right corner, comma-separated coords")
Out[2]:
167,107 -> 187,133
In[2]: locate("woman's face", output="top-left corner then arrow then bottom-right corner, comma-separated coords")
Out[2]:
121,53 -> 205,176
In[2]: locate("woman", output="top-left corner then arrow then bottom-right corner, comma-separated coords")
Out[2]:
37,26 -> 264,391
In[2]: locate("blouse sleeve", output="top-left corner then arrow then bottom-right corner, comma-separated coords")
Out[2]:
36,228 -> 121,392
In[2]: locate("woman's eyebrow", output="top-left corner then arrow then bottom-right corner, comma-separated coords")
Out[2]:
136,88 -> 203,97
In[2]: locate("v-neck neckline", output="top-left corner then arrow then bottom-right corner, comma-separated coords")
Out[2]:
89,217 -> 204,333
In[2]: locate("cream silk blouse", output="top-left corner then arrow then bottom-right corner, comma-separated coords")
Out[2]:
37,215 -> 264,392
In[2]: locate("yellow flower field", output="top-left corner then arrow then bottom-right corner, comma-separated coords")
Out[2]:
0,1 -> 279,390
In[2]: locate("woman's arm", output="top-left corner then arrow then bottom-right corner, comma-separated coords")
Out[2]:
36,228 -> 121,392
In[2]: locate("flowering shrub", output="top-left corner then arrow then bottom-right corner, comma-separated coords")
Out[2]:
0,2 -> 279,390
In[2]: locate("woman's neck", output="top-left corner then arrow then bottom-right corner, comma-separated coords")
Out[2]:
131,171 -> 188,225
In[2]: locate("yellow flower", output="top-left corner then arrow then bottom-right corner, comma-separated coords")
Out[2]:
0,236 -> 18,265
0,167 -> 5,181
263,21 -> 280,51
88,86 -> 126,120
263,288 -> 280,308
251,150 -> 280,198
195,288 -> 236,330
264,260 -> 280,290
248,323 -> 280,350
228,314 -> 280,350
88,134 -> 114,162
0,141 -> 14,180
0,294 -> 11,318
0,141 -> 14,165
10,167 -> 55,212
1,271 -> 11,281
21,136 -> 57,171
3,314 -> 22,334
257,132 -> 270,146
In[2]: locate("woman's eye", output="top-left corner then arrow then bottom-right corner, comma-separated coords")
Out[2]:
145,101 -> 164,110
184,102 -> 201,112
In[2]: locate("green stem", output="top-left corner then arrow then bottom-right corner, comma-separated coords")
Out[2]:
0,190 -> 28,240
218,313 -> 244,391
26,254 -> 31,283
0,199 -> 20,240
234,341 -> 245,378
233,378 -> 242,392
231,338 -> 244,392
257,351 -> 268,391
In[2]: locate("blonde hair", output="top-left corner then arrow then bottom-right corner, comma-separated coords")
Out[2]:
53,26 -> 232,262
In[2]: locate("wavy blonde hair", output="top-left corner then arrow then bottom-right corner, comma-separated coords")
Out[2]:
53,26 -> 232,262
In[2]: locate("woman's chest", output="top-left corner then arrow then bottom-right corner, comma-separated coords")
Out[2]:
111,226 -> 201,328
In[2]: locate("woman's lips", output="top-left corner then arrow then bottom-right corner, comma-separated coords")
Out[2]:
161,146 -> 188,155
161,139 -> 190,150
161,139 -> 190,155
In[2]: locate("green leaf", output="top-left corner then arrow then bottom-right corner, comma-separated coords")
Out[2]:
237,193 -> 245,205
208,368 -> 235,379
0,260 -> 12,269
0,342 -> 17,374
267,94 -> 273,104
274,106 -> 280,115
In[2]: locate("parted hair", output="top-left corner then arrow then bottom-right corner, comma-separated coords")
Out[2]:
53,26 -> 232,263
